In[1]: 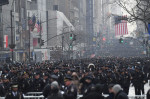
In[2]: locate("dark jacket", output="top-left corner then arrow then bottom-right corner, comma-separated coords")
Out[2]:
48,94 -> 64,99
84,92 -> 104,99
106,93 -> 114,99
114,91 -> 128,99
0,84 -> 6,97
43,84 -> 51,98
5,91 -> 24,99
147,89 -> 150,99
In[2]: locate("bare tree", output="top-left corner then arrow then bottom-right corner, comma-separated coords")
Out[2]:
116,0 -> 150,31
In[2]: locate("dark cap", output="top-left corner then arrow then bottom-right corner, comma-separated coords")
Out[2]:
108,84 -> 114,88
85,75 -> 93,80
2,75 -> 9,80
51,74 -> 58,80
43,73 -> 49,77
64,75 -> 72,81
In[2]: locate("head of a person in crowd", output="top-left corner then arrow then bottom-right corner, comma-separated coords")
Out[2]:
43,73 -> 49,80
50,74 -> 58,82
72,72 -> 79,80
85,75 -> 92,84
51,81 -> 59,94
11,83 -> 18,92
2,75 -> 9,83
108,84 -> 114,93
22,72 -> 29,79
54,67 -> 59,73
67,70 -> 72,75
64,75 -> 72,86
34,72 -> 40,79
4,68 -> 9,74
112,84 -> 123,95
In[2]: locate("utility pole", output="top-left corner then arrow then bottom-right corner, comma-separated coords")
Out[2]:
28,12 -> 31,63
9,10 -> 15,62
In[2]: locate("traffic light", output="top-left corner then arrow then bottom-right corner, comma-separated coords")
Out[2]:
70,45 -> 72,48
119,38 -> 123,43
70,34 -> 77,41
70,34 -> 73,40
40,39 -> 44,46
0,0 -> 9,6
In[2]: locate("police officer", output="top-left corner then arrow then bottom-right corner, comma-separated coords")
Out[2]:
82,75 -> 95,97
0,77 -> 5,97
53,67 -> 64,85
31,72 -> 43,92
63,75 -> 77,99
2,75 -> 11,95
19,72 -> 31,94
121,71 -> 131,95
42,73 -> 50,88
5,83 -> 24,99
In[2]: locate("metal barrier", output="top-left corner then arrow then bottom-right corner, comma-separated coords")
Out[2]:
24,96 -> 44,99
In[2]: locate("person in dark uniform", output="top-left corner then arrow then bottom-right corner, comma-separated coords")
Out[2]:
2,75 -> 11,95
19,72 -> 31,94
5,83 -> 24,99
31,72 -> 43,92
53,67 -> 64,85
82,75 -> 95,97
121,71 -> 131,95
132,68 -> 141,95
0,77 -> 5,97
42,73 -> 50,88
63,75 -> 77,99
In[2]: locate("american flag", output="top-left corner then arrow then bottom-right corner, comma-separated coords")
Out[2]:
28,15 -> 36,31
35,20 -> 42,33
115,15 -> 128,36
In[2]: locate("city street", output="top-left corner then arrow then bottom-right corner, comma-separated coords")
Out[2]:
1,0 -> 150,99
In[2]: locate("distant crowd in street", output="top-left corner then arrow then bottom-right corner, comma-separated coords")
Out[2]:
0,57 -> 150,99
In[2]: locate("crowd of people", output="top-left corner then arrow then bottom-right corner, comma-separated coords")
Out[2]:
0,57 -> 150,99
